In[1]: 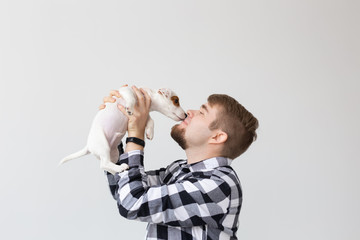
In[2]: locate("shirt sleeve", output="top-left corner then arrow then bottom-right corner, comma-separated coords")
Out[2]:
106,142 -> 126,199
106,147 -> 167,199
112,151 -> 232,228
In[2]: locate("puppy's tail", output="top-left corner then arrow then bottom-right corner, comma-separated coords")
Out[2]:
59,147 -> 89,166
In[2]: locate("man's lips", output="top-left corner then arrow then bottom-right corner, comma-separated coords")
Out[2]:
181,117 -> 190,126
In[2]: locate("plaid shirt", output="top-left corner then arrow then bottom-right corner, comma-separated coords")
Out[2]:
107,145 -> 242,240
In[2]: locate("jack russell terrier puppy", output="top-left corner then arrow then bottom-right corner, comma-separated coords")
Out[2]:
59,86 -> 186,175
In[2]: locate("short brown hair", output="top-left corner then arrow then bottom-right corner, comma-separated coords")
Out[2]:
208,94 -> 259,159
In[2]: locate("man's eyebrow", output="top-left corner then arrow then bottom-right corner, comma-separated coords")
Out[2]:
201,104 -> 209,112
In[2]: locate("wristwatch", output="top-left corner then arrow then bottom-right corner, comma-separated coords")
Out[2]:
126,137 -> 145,147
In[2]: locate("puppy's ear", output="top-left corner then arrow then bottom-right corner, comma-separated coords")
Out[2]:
158,88 -> 171,98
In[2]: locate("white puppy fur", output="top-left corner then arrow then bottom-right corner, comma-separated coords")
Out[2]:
59,86 -> 186,175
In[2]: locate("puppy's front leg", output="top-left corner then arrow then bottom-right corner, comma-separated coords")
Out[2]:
145,116 -> 154,140
118,87 -> 136,115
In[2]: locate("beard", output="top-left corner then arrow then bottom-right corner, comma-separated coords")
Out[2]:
170,124 -> 188,150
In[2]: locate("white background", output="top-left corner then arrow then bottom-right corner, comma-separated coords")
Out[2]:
0,0 -> 359,239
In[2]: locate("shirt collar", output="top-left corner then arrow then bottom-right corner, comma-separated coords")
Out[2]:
187,156 -> 233,171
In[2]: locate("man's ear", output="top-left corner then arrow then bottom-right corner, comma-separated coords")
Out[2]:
209,131 -> 228,144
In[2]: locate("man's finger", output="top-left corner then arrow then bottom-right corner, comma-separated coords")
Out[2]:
99,104 -> 106,110
103,96 -> 116,103
132,86 -> 145,104
109,90 -> 121,98
140,88 -> 151,108
117,104 -> 129,117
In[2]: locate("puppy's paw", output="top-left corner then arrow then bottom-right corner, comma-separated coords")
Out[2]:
119,163 -> 129,172
145,127 -> 154,140
125,107 -> 134,116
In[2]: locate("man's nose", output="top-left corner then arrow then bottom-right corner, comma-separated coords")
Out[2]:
186,110 -> 196,118
186,110 -> 191,118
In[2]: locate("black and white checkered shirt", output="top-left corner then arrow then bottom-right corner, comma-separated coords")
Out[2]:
107,147 -> 242,240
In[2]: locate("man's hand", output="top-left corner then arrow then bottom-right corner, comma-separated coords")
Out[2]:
99,85 -> 151,152
118,86 -> 151,140
99,84 -> 128,110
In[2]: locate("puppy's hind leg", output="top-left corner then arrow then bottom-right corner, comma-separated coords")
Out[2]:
89,127 -> 128,175
100,154 -> 129,175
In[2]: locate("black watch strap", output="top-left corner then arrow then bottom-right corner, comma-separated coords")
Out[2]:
126,137 -> 145,147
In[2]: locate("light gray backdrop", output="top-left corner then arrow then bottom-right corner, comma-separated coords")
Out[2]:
0,0 -> 359,239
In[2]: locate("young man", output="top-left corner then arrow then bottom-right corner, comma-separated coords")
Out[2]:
101,86 -> 259,240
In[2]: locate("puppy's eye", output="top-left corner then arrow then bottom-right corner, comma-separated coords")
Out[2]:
171,96 -> 180,106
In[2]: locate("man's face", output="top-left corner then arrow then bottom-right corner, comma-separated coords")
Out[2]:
171,102 -> 220,149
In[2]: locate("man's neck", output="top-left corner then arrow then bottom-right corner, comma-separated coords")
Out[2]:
185,146 -> 221,165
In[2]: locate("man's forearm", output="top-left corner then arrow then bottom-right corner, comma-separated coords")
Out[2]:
125,141 -> 144,152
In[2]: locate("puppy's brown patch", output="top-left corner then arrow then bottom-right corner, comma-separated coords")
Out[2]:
171,96 -> 180,107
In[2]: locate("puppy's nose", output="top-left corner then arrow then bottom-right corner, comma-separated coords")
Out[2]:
184,113 -> 188,118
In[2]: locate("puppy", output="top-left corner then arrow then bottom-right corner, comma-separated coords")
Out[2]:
59,86 -> 186,175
